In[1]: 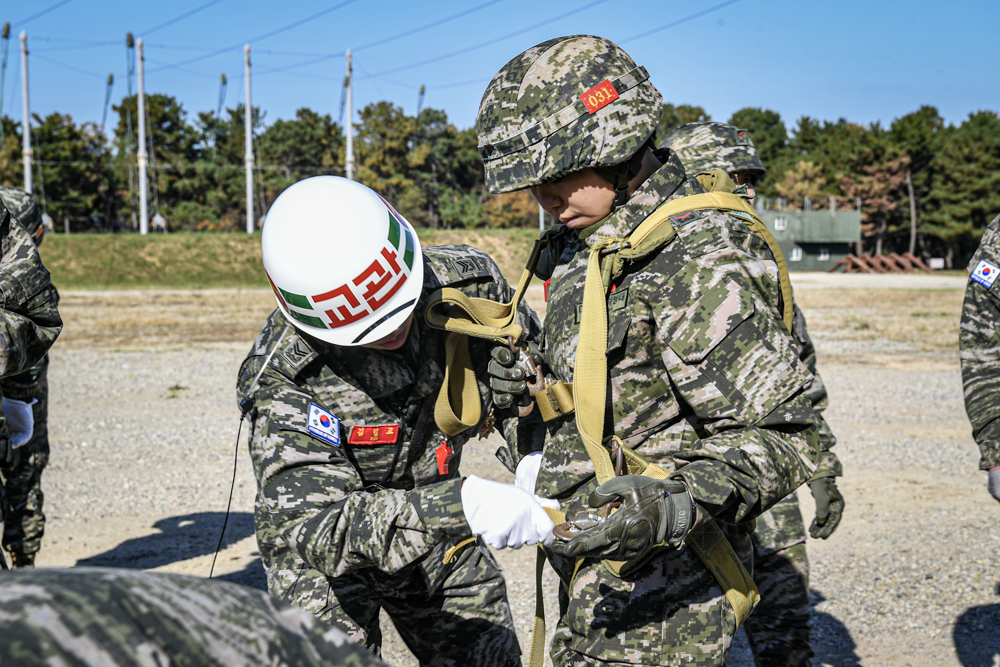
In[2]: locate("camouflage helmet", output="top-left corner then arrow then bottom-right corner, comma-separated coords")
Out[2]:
662,121 -> 767,179
0,186 -> 43,246
476,35 -> 662,195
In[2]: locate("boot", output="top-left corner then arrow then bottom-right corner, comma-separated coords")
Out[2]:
9,550 -> 35,568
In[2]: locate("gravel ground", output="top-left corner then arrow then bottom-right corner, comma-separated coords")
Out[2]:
18,278 -> 1000,666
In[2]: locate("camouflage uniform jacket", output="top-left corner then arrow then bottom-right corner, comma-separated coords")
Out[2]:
960,213 -> 1000,470
0,204 -> 61,379
239,245 -> 543,581
535,150 -> 820,525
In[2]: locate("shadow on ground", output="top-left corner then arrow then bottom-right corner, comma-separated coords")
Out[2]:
216,558 -> 267,590
729,590 -> 860,667
76,512 -> 254,570
953,583 -> 1000,666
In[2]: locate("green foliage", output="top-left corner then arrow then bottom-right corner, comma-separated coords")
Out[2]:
0,90 -> 994,266
924,111 -> 1000,244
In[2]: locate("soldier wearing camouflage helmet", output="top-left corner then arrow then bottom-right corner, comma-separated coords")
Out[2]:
0,185 -> 57,569
663,122 -> 845,667
0,568 -> 388,666
476,35 -> 821,666
960,213 -> 1000,504
239,176 -> 556,665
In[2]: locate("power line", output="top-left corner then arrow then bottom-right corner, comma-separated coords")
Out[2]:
254,0 -> 505,77
15,0 -> 75,27
619,0 -> 742,43
33,52 -> 104,79
365,0 -> 613,78
147,0 -> 359,74
141,0 -> 227,36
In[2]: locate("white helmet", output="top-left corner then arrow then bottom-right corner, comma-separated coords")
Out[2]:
262,176 -> 424,346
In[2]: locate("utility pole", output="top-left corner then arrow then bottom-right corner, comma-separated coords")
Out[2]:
345,49 -> 354,180
244,44 -> 254,233
137,39 -> 148,235
538,203 -> 544,231
19,31 -> 31,193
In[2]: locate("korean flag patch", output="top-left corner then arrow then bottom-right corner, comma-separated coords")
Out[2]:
307,403 -> 341,447
971,259 -> 1000,289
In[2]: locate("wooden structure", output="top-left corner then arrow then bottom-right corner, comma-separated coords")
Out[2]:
827,253 -> 933,274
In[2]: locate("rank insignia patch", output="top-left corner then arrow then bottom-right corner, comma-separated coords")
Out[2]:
307,403 -> 341,447
348,424 -> 400,446
971,260 -> 1000,289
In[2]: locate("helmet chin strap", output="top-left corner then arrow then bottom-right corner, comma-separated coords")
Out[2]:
594,142 -> 650,213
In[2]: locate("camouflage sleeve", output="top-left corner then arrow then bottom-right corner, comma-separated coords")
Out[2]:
790,302 -> 842,480
656,265 -> 820,526
247,372 -> 471,578
0,208 -> 61,378
0,568 -> 386,666
960,214 -> 1000,470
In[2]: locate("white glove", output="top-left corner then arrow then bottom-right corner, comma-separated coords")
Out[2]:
515,451 -> 543,495
461,475 -> 555,549
989,467 -> 1000,503
3,398 -> 35,448
515,451 -> 561,511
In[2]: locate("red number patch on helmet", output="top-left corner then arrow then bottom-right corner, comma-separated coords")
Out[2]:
580,79 -> 619,114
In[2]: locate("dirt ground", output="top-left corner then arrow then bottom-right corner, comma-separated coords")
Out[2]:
16,273 -> 1000,666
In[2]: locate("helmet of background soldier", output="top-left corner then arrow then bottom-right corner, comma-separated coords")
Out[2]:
475,35 -> 662,197
0,186 -> 44,246
661,121 -> 767,180
261,176 -> 424,347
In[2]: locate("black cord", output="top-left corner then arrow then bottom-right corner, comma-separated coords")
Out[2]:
209,415 -> 243,579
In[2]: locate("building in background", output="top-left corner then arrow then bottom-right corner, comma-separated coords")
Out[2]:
757,204 -> 861,272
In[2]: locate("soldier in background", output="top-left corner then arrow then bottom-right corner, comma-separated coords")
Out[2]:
476,35 -> 822,666
663,122 -> 846,667
0,185 -> 56,569
0,568 -> 387,666
960,212 -> 1000,502
0,195 -> 61,569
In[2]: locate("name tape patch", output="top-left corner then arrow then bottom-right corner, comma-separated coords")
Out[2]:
971,259 -> 1000,289
348,424 -> 400,446
580,79 -> 619,114
307,403 -> 341,447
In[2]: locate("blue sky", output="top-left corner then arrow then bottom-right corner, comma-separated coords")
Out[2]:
4,0 -> 998,136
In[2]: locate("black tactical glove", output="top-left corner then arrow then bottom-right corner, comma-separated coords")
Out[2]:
550,475 -> 692,564
488,344 -> 541,410
808,477 -> 844,539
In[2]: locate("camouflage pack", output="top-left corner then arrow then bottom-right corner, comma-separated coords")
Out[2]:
476,35 -> 662,194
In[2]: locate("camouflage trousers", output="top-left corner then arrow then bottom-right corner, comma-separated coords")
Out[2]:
744,491 -> 813,667
546,523 -> 753,666
262,534 -> 520,667
1,371 -> 49,555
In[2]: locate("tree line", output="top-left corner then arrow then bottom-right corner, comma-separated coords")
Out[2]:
0,94 -> 996,266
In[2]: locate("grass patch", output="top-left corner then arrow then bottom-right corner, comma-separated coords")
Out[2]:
39,229 -> 541,290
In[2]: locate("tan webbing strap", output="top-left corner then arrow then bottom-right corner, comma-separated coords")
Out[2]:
425,235 -> 557,434
530,548 -> 548,667
424,232 -> 554,344
434,332 -> 483,436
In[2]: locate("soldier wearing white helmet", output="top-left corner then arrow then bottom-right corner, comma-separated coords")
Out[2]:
239,176 -> 553,665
